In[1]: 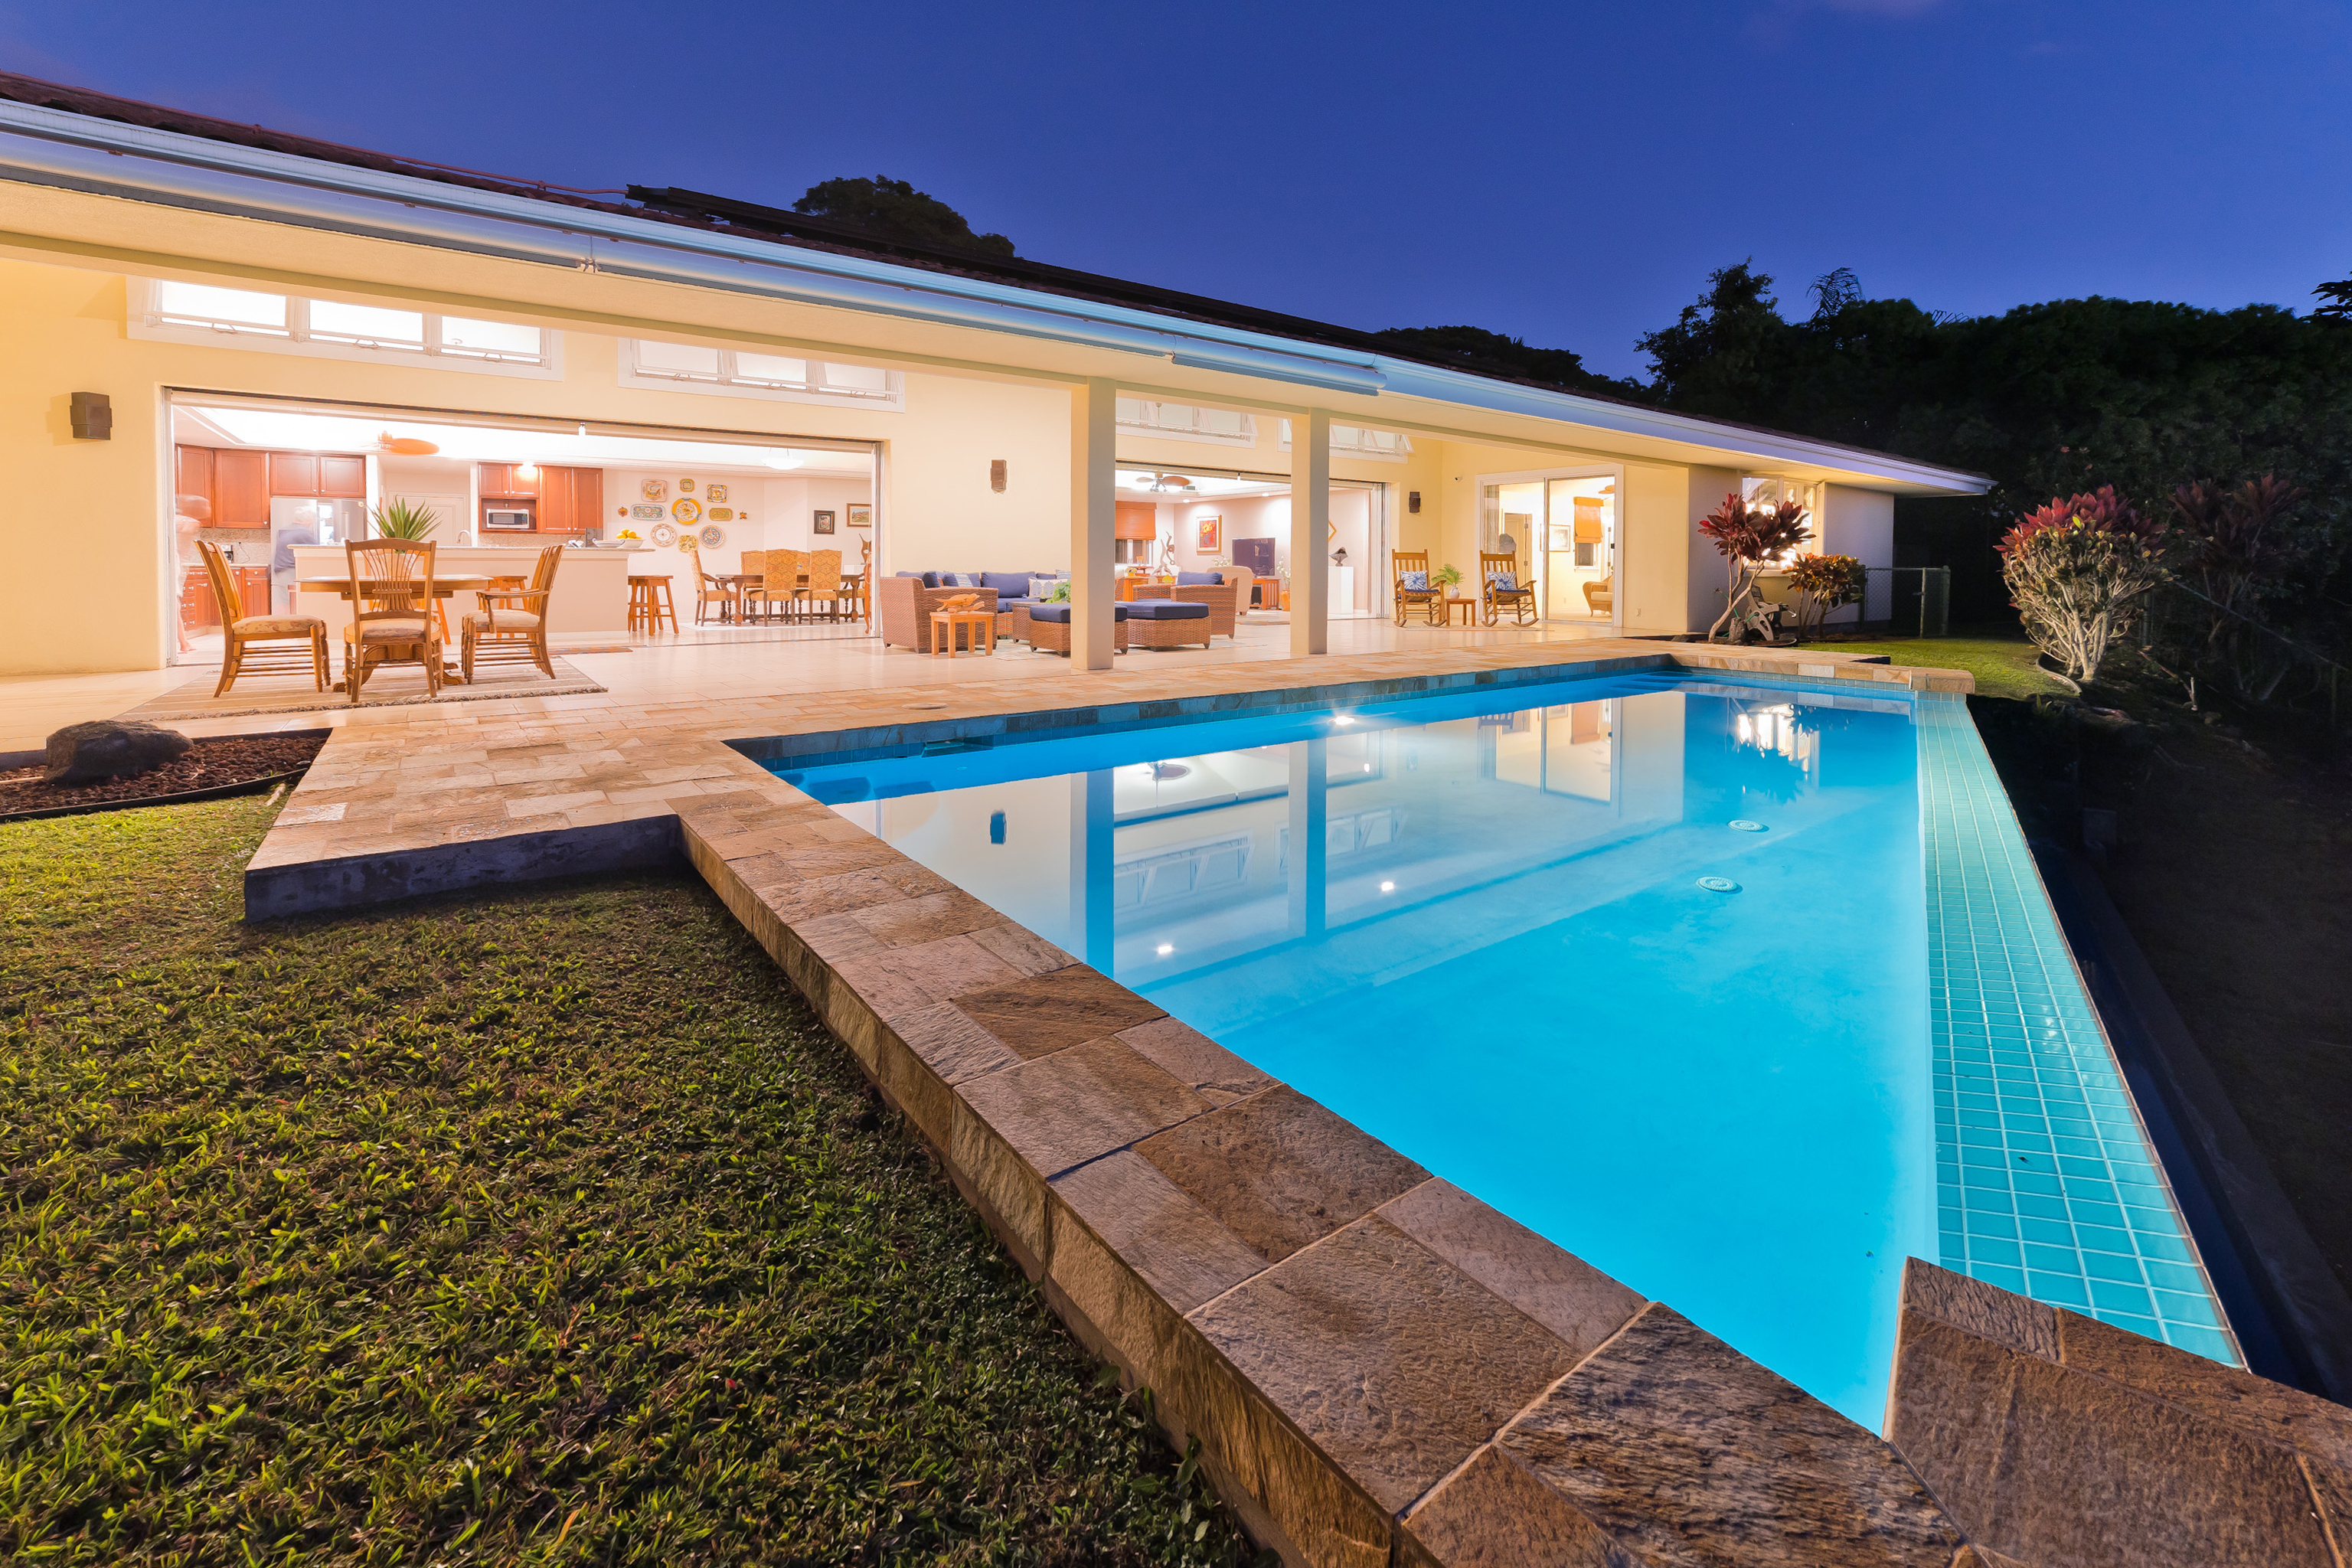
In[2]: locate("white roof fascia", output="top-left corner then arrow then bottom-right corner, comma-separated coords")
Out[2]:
0,99 -> 1987,494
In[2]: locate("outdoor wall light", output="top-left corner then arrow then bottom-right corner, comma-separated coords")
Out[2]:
1408,490 -> 1421,513
991,459 -> 1007,492
70,391 -> 111,439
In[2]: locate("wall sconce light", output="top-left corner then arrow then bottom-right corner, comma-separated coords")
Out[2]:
990,459 -> 1007,493
70,391 -> 111,440
1407,490 -> 1421,514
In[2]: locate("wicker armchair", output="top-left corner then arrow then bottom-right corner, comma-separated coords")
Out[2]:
878,575 -> 999,651
462,543 -> 562,681
198,540 -> 327,696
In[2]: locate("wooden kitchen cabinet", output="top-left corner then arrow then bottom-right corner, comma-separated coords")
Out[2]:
318,455 -> 366,497
268,451 -> 318,498
183,565 -> 270,631
214,449 -> 270,528
175,444 -> 214,510
476,462 -> 541,499
535,466 -> 603,533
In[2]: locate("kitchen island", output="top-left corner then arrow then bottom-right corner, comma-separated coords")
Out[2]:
291,544 -> 639,640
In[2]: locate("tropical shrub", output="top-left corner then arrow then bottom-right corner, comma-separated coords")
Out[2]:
1784,553 -> 1868,639
2000,499 -> 2167,683
1699,493 -> 1811,642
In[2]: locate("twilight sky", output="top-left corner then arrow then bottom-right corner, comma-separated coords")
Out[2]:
4,0 -> 2346,376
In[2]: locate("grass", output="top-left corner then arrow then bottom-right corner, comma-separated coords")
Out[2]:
0,796 -> 1263,1566
1802,629 -> 2073,701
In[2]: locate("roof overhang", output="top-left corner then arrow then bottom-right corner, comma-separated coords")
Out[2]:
0,96 -> 1989,498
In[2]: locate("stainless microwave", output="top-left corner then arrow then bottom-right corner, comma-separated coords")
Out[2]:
482,506 -> 535,531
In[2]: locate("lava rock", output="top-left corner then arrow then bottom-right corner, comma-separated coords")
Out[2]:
44,720 -> 193,784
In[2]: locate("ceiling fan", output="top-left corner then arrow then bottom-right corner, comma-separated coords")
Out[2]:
377,432 -> 441,456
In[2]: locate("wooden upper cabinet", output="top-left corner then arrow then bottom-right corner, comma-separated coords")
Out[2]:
214,449 -> 270,528
174,445 -> 214,511
318,455 -> 366,497
477,462 -> 541,498
529,466 -> 603,533
268,452 -> 318,498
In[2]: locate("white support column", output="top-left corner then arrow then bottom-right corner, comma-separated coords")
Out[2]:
1070,377 -> 1119,670
1289,407 -> 1330,657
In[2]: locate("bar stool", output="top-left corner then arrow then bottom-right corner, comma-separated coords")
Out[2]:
629,574 -> 679,633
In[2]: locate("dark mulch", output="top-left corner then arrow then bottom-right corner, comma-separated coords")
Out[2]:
0,733 -> 325,814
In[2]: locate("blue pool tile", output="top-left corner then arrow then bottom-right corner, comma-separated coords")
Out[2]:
2153,1289 -> 2223,1328
1968,1238 -> 2024,1268
2166,1325 -> 2238,1361
2025,1271 -> 2092,1307
1973,1263 -> 2030,1294
2089,1280 -> 2157,1317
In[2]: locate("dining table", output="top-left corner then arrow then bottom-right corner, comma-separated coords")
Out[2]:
297,573 -> 495,684
710,573 -> 867,626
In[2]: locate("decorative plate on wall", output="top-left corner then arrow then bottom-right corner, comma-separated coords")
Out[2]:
698,524 -> 726,548
642,479 -> 667,501
679,477 -> 695,493
671,498 -> 703,524
707,507 -> 733,521
629,504 -> 665,521
650,521 -> 678,547
706,484 -> 728,503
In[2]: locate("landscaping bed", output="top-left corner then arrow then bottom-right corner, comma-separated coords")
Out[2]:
0,796 -> 1259,1566
0,732 -> 326,818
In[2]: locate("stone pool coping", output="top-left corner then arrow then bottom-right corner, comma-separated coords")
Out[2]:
230,639 -> 2352,1563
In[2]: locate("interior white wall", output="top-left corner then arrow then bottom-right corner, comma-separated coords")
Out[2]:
604,465 -> 870,574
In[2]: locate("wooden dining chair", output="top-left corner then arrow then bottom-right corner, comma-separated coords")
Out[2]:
678,538 -> 739,624
462,543 -> 563,681
768,549 -> 810,622
342,538 -> 440,702
198,540 -> 327,696
806,549 -> 846,622
737,550 -> 769,622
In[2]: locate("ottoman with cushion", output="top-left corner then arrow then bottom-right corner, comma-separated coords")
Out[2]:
1021,603 -> 1128,655
1123,598 -> 1213,650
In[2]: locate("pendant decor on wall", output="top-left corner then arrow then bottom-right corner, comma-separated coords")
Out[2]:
698,524 -> 725,548
650,522 -> 678,547
679,477 -> 695,493
706,484 -> 728,503
671,498 -> 703,524
642,479 -> 667,501
629,504 -> 664,521
707,507 -> 733,521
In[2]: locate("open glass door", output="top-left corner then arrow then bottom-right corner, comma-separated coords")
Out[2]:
1481,470 -> 1619,626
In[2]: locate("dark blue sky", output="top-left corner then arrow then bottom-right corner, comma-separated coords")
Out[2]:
5,1 -> 2346,376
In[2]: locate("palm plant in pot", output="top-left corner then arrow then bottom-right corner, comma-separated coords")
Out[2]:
369,498 -> 440,541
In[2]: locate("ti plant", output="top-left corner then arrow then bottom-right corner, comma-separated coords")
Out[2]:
369,498 -> 441,541
2000,493 -> 2167,684
1699,493 -> 1811,642
1785,552 -> 1869,640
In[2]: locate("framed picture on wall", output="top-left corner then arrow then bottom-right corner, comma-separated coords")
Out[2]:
813,509 -> 837,534
846,502 -> 872,528
1195,515 -> 1222,552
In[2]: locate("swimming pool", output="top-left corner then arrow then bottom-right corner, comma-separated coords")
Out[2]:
773,668 -> 2236,1427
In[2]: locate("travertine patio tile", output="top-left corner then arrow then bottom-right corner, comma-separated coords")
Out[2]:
1189,1214 -> 1581,1515
1503,1305 -> 1964,1568
1051,1150 -> 1268,1316
959,1036 -> 1214,1179
1377,1180 -> 1644,1363
1400,1444 -> 1625,1568
1137,1085 -> 1428,1265
1115,1015 -> 1275,1106
829,934 -> 1024,1025
969,923 -> 1079,978
893,999 -> 1024,1084
504,790 -> 607,819
952,965 -> 1165,1059
854,888 -> 1000,948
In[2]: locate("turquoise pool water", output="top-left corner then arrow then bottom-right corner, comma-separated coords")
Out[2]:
773,669 -> 2236,1427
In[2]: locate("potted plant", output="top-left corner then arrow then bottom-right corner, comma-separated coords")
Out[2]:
1434,563 -> 1464,593
370,498 -> 439,541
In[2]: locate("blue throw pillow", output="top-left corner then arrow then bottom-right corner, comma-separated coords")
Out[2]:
1400,570 -> 1429,591
1488,572 -> 1517,591
1175,570 -> 1217,587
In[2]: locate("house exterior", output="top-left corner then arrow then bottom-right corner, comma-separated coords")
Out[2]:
0,73 -> 1987,679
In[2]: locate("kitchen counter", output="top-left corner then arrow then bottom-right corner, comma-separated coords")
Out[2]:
292,544 -> 637,638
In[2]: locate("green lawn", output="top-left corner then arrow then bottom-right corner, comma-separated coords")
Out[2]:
1805,632 -> 2070,701
0,797 -> 1259,1566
